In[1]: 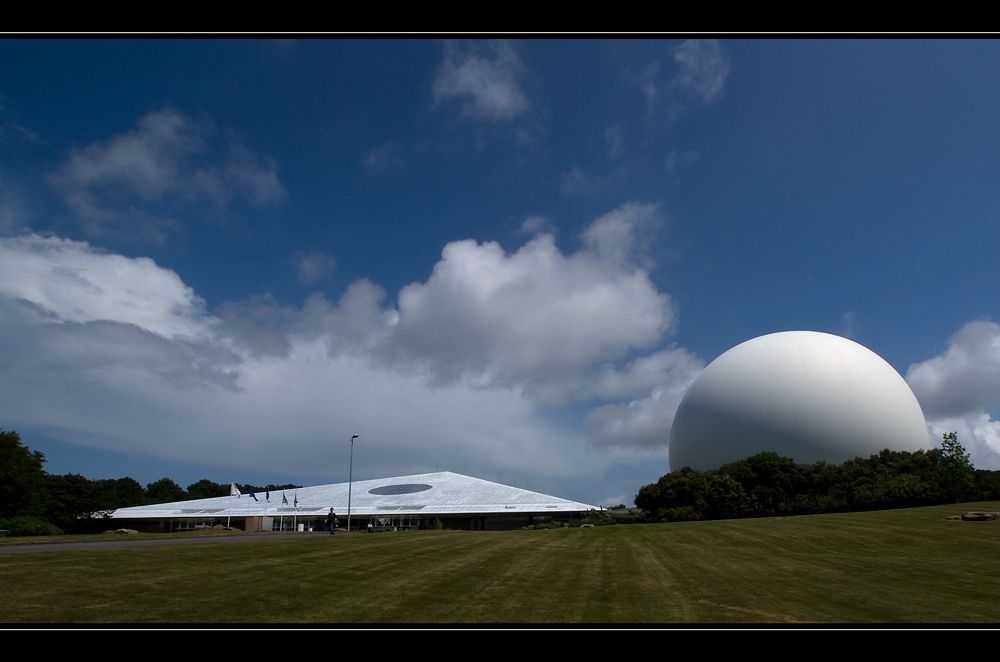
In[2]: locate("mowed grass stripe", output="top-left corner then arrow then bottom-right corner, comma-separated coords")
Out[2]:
2,502 -> 999,623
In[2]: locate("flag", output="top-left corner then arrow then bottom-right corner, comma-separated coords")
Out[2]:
230,482 -> 241,498
249,488 -> 258,502
282,491 -> 288,505
266,490 -> 271,503
294,493 -> 298,507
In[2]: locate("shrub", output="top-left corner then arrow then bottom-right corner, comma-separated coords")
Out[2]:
658,506 -> 703,522
0,515 -> 52,536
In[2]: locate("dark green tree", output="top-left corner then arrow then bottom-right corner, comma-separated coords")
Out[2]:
145,478 -> 188,504
0,430 -> 48,519
635,466 -> 712,518
974,469 -> 1000,501
705,472 -> 749,519
939,432 -> 975,503
93,477 -> 146,511
186,479 -> 229,500
45,473 -> 98,532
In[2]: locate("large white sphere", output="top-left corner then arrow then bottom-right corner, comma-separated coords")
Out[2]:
669,331 -> 930,471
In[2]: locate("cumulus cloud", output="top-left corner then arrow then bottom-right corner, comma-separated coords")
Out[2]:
48,109 -> 284,243
907,320 -> 1000,419
432,41 -> 531,123
0,204 -> 697,496
927,413 -> 1000,471
907,320 -> 1000,469
299,280 -> 397,351
0,237 -> 603,488
587,387 -> 687,449
0,234 -> 209,339
388,203 -> 673,405
584,347 -> 704,449
0,235 -> 241,408
580,347 -> 704,402
581,202 -> 660,268
214,279 -> 394,360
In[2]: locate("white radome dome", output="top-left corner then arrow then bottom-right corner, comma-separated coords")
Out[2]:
668,331 -> 930,471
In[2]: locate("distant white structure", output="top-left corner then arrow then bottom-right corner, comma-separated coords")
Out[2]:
112,471 -> 596,533
669,331 -> 930,471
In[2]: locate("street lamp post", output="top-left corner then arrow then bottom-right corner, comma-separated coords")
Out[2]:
348,434 -> 359,533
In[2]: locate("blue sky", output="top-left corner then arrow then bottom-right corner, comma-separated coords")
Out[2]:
2,39 -> 999,507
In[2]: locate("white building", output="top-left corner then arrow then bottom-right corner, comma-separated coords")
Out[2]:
111,471 -> 597,533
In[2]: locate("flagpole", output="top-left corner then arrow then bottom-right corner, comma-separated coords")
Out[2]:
348,434 -> 359,533
228,481 -> 240,528
281,490 -> 288,532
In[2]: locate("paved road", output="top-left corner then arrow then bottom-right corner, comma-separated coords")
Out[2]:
0,532 -> 318,554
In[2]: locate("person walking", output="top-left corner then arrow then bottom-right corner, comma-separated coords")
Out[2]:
326,508 -> 337,536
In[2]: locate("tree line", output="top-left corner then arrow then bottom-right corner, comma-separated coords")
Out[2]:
635,433 -> 997,522
1,429 -> 300,535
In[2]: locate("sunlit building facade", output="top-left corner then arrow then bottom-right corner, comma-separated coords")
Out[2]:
111,471 -> 596,533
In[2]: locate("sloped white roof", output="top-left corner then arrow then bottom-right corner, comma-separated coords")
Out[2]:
112,471 -> 596,519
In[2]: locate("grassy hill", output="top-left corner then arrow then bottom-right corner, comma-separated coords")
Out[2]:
3,501 -> 1000,623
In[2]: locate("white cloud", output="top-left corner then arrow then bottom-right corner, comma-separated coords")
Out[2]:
0,183 -> 32,236
581,202 -> 660,268
558,166 -> 591,196
580,347 -> 704,402
48,109 -> 284,243
214,279 -> 394,360
664,149 -> 699,174
388,203 -> 673,405
906,320 -> 1000,418
557,165 -> 624,198
584,346 -> 703,449
0,204 -> 694,496
927,412 -> 1000,471
362,141 -> 405,174
518,215 -> 552,236
299,280 -> 397,351
0,100 -> 39,144
605,124 -> 625,159
624,39 -> 731,132
432,41 -> 531,123
839,311 -> 859,339
295,251 -> 337,284
673,39 -> 731,105
221,141 -> 285,207
0,234 -> 209,340
587,388 -> 685,449
907,320 -> 1000,469
627,61 -> 661,106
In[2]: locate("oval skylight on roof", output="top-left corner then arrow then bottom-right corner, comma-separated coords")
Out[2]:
368,483 -> 433,495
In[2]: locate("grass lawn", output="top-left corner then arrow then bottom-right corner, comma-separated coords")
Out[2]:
2,501 -> 999,624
